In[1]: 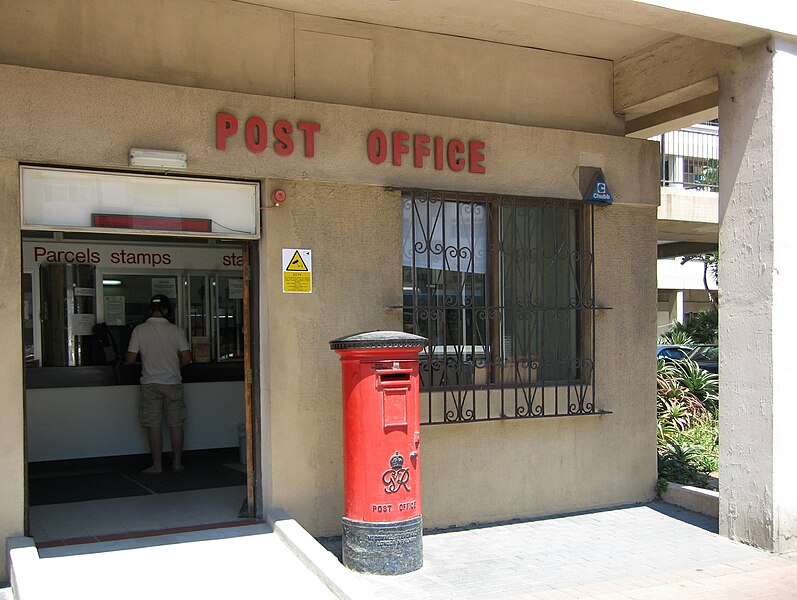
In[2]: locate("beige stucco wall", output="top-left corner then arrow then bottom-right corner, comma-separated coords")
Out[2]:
0,66 -> 657,204
0,0 -> 623,135
420,202 -> 659,528
262,179 -> 402,531
259,184 -> 658,534
0,63 -> 659,558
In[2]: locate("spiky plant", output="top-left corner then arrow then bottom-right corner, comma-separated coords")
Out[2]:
658,330 -> 695,346
656,359 -> 719,487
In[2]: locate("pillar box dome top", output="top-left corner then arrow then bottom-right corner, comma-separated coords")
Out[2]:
329,330 -> 428,350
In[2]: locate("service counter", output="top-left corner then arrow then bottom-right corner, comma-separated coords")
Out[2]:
25,364 -> 245,462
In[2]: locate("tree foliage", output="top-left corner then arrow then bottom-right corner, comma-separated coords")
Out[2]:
699,158 -> 719,191
681,251 -> 718,309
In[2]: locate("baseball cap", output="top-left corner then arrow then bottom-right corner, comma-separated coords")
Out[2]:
149,294 -> 172,313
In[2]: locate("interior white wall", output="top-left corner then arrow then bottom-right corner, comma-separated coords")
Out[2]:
26,382 -> 244,462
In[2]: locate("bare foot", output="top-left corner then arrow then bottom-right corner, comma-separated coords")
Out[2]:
172,465 -> 185,472
142,465 -> 163,474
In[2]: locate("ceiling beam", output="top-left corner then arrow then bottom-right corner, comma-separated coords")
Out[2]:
657,241 -> 718,259
615,36 -> 734,120
625,93 -> 718,137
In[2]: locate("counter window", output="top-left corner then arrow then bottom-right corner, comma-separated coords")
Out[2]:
102,274 -> 179,359
402,190 -> 596,424
185,274 -> 243,361
40,263 -> 97,367
22,238 -> 246,383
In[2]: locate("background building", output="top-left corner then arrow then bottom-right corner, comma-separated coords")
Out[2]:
655,122 -> 719,335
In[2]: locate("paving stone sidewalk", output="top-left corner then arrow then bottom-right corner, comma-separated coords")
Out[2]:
323,502 -> 797,599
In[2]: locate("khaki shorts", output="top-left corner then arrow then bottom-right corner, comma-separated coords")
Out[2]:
139,384 -> 186,427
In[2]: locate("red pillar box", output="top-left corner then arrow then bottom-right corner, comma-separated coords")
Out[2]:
330,330 -> 427,575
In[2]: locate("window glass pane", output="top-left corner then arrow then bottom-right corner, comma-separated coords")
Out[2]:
403,194 -> 487,387
402,196 -> 487,273
404,192 -> 583,389
21,167 -> 260,239
402,190 -> 593,423
501,203 -> 578,381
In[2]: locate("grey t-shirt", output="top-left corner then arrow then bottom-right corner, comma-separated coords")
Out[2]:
127,317 -> 190,385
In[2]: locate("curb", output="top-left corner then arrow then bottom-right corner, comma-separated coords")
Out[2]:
267,510 -> 371,600
6,536 -> 42,600
661,482 -> 719,518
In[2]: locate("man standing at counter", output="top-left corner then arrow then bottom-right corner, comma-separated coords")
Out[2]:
126,295 -> 191,474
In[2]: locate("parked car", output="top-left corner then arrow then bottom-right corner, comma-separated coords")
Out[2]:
657,344 -> 693,361
688,345 -> 718,374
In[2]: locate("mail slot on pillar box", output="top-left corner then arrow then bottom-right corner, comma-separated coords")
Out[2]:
330,330 -> 428,575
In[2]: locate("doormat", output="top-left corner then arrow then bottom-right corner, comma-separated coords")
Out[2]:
29,472 -> 152,506
124,464 -> 246,494
29,464 -> 247,505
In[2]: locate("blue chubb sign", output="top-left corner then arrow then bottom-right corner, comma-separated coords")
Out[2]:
584,171 -> 613,205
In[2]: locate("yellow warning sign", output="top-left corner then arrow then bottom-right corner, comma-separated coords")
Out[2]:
283,272 -> 311,292
282,248 -> 312,293
285,250 -> 309,272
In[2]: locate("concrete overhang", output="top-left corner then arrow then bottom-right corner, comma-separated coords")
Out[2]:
657,188 -> 719,244
245,0 -> 794,129
657,241 -> 717,259
248,0 -> 794,62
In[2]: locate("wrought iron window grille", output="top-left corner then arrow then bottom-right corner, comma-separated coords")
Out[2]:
401,189 -> 603,425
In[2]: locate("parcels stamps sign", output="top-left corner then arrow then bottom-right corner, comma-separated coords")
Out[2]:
282,248 -> 312,293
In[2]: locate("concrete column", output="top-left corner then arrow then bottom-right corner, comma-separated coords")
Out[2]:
675,290 -> 684,324
674,155 -> 685,189
0,159 -> 24,581
718,38 -> 797,552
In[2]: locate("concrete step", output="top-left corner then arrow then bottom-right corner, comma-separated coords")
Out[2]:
8,522 -> 339,600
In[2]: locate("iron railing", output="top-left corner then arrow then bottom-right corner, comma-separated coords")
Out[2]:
659,123 -> 719,191
402,190 -> 599,425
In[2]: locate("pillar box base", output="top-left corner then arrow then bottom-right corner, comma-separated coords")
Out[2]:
341,516 -> 423,575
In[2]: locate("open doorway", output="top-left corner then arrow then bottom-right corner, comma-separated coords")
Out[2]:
23,226 -> 258,544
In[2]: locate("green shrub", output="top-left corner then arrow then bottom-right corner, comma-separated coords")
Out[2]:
669,308 -> 718,345
656,359 -> 718,487
671,359 -> 718,414
683,418 -> 719,473
657,440 -> 710,486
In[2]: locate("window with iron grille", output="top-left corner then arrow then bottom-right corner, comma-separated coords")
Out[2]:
402,190 -> 597,425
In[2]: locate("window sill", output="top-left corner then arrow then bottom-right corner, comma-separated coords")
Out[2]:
418,385 -> 606,425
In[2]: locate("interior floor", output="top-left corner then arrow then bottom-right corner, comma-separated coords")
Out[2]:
28,448 -> 252,545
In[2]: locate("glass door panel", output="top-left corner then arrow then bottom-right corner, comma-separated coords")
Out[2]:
23,272 -> 37,366
189,274 -> 211,362
213,275 -> 244,361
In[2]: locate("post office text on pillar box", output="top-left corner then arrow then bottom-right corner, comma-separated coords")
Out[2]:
215,112 -> 487,174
